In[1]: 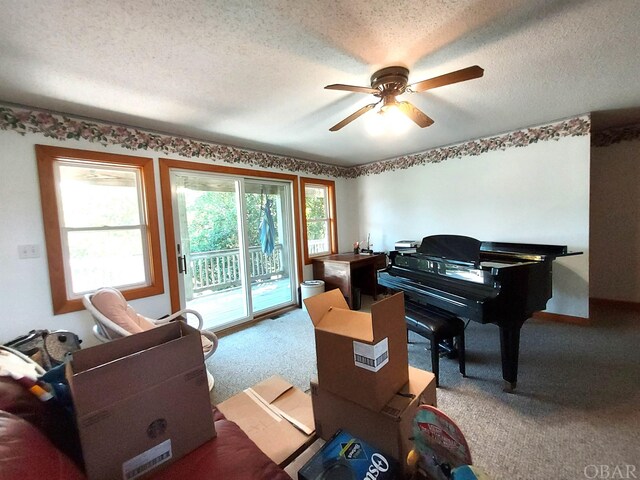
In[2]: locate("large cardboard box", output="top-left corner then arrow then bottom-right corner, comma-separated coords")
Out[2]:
304,289 -> 408,411
217,375 -> 316,466
311,366 -> 436,469
67,321 -> 215,480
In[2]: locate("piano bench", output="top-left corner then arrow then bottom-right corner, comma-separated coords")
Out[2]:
405,307 -> 466,387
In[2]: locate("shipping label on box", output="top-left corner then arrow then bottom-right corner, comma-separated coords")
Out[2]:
67,322 -> 215,480
353,337 -> 389,372
304,289 -> 408,412
122,439 -> 172,480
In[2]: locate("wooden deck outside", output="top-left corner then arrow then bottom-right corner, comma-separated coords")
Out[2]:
187,277 -> 295,331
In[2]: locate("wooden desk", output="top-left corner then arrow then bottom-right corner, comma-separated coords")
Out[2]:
312,253 -> 387,309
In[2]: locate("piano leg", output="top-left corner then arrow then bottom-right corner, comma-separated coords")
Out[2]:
498,321 -> 524,393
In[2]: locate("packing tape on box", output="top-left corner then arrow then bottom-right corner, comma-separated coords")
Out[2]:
245,387 -> 314,435
243,388 -> 283,422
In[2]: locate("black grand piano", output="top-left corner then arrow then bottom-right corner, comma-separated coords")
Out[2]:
378,234 -> 581,391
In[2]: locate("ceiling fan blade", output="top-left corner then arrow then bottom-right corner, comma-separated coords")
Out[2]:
397,102 -> 434,128
329,103 -> 378,131
325,84 -> 380,95
409,65 -> 484,93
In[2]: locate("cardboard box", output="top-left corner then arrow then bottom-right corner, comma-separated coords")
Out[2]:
311,366 -> 436,469
304,289 -> 409,411
298,429 -> 399,480
67,321 -> 215,480
217,375 -> 316,466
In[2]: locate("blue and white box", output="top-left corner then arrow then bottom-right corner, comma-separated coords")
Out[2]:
298,429 -> 398,480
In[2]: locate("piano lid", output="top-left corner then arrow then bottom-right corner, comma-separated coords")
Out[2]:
413,235 -> 581,265
480,241 -> 581,262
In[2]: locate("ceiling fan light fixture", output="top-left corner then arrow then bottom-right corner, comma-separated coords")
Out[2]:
379,95 -> 400,114
325,64 -> 483,131
367,102 -> 412,136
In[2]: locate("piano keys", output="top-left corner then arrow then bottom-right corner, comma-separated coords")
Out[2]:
378,234 -> 581,391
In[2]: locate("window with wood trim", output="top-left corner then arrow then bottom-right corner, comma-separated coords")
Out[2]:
36,145 -> 163,314
300,177 -> 338,264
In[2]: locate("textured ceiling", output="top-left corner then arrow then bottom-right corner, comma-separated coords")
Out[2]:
1,0 -> 639,167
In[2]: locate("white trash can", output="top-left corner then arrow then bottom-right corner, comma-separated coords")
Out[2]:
300,280 -> 325,311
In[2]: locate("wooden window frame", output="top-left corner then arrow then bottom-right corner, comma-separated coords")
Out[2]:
300,177 -> 338,265
36,145 -> 163,314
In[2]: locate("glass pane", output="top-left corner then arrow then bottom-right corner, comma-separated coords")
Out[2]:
305,185 -> 327,220
185,188 -> 239,254
67,229 -> 147,294
178,174 -> 248,329
307,220 -> 329,255
246,181 -> 293,313
59,163 -> 141,228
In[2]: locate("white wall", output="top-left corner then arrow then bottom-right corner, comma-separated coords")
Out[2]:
354,135 -> 591,318
0,132 -> 172,345
0,124 -> 592,349
0,130 -> 359,345
590,139 -> 640,302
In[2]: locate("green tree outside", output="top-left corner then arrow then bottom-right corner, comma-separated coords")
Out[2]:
305,192 -> 328,240
186,191 -> 279,252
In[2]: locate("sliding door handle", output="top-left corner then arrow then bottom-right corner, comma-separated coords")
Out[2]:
178,255 -> 187,274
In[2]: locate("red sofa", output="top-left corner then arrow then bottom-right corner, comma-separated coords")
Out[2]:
0,377 -> 290,480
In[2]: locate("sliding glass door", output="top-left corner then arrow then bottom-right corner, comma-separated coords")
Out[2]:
169,169 -> 296,331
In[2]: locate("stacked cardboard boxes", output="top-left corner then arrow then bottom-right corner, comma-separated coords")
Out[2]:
304,289 -> 437,471
310,366 -> 436,466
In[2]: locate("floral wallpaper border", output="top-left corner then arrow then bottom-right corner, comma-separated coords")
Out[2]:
352,116 -> 591,177
0,106 -> 351,178
1,105 -> 590,179
592,123 -> 640,147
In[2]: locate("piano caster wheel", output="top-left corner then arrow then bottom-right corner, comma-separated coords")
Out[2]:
503,381 -> 517,393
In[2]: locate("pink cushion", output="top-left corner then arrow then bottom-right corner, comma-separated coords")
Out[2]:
91,288 -> 214,356
91,288 -> 155,335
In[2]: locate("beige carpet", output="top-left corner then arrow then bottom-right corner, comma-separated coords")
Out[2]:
207,299 -> 640,480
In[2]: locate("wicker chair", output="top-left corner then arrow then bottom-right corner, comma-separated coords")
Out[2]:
82,287 -> 218,390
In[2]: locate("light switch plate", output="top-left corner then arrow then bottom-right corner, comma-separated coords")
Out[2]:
18,244 -> 40,259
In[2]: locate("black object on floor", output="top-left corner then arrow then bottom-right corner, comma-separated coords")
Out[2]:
405,304 -> 466,387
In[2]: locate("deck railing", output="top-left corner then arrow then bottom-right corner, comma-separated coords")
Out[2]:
308,238 -> 328,255
189,244 -> 285,294
189,239 -> 327,296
